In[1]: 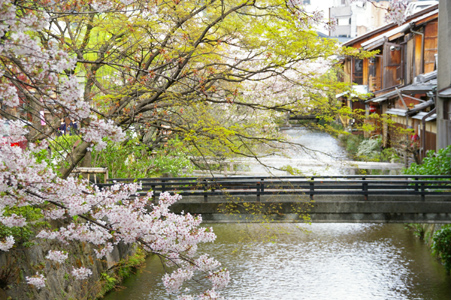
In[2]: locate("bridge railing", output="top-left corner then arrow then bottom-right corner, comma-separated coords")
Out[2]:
97,175 -> 451,202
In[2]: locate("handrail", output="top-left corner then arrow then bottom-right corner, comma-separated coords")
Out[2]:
108,175 -> 451,181
96,175 -> 451,202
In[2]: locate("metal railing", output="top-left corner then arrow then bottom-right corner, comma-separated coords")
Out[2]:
97,175 -> 451,202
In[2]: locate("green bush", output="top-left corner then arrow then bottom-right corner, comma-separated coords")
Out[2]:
356,136 -> 381,160
432,225 -> 451,274
339,133 -> 363,157
48,133 -> 193,178
91,136 -> 193,178
403,145 -> 451,176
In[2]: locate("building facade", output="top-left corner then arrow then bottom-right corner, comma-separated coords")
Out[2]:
337,4 -> 439,163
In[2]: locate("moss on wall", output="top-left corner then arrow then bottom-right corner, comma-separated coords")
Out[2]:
0,239 -> 137,300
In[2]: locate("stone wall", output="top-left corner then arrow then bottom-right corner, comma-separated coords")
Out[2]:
419,223 -> 444,247
0,239 -> 134,300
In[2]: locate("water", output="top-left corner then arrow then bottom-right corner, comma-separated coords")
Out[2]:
244,128 -> 349,176
103,128 -> 451,299
104,223 -> 451,300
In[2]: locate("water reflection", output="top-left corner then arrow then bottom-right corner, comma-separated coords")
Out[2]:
104,223 -> 451,300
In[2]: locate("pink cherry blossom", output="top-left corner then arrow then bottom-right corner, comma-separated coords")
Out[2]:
0,213 -> 27,228
0,236 -> 15,252
163,268 -> 195,294
45,250 -> 68,264
71,267 -> 93,280
25,273 -> 46,289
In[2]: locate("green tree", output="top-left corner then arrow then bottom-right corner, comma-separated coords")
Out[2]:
5,0 -> 356,177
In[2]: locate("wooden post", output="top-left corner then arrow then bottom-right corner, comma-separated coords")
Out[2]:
256,181 -> 261,202
72,167 -> 108,183
310,177 -> 314,200
203,179 -> 208,202
363,177 -> 368,201
421,182 -> 425,201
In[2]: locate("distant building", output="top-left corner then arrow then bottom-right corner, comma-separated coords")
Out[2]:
329,0 -> 391,38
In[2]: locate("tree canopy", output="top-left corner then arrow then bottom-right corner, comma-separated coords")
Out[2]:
2,0 -> 355,177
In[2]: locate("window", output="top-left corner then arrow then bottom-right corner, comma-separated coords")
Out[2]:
383,42 -> 403,89
352,58 -> 363,85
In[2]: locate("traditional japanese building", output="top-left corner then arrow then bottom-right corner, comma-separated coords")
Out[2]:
337,4 -> 439,162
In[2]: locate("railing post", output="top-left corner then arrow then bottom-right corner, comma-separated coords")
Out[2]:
161,179 -> 166,193
362,177 -> 368,201
203,179 -> 208,203
257,181 -> 261,202
414,176 -> 419,193
421,181 -> 425,201
310,177 -> 314,200
152,184 -> 156,202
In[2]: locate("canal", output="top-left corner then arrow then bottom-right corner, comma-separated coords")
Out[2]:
104,223 -> 451,300
104,128 -> 451,299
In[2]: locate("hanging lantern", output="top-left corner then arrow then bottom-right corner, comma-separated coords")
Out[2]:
369,105 -> 377,113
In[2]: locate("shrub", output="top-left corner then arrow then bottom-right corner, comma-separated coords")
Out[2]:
403,145 -> 451,176
356,136 -> 381,160
432,225 -> 451,274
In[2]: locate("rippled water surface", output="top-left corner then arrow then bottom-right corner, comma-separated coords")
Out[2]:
104,223 -> 451,300
243,128 -> 349,176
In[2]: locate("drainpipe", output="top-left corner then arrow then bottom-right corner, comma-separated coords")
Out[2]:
409,23 -> 424,74
421,108 -> 436,160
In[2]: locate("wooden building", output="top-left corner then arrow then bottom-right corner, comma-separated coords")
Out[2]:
337,4 -> 439,162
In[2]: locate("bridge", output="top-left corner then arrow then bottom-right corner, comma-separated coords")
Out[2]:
101,175 -> 451,224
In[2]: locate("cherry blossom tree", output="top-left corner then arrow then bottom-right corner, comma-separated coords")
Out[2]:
0,0 -> 410,298
0,0 -> 228,298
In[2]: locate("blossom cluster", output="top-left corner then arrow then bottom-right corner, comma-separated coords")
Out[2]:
0,213 -> 27,228
25,273 -> 46,289
71,267 -> 93,280
80,116 -> 126,151
386,0 -> 408,25
0,0 -> 78,109
0,0 -> 123,142
45,250 -> 69,264
0,236 -> 14,252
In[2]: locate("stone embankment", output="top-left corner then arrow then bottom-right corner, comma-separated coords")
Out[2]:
0,239 -> 136,300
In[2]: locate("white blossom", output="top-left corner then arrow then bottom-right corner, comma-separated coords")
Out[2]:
25,273 -> 46,289
71,267 -> 93,280
45,250 -> 68,264
0,236 -> 15,251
